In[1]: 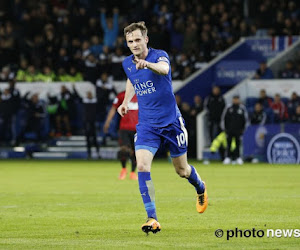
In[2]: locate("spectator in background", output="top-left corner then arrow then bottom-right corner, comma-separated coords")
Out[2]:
46,91 -> 59,137
191,95 -> 203,116
250,102 -> 266,125
180,102 -> 197,157
96,72 -> 114,121
221,95 -> 248,165
36,65 -> 56,82
24,65 -> 38,82
290,105 -> 300,123
257,89 -> 272,108
1,0 -> 300,85
270,94 -> 289,123
56,47 -> 70,70
111,47 -> 126,80
254,61 -> 274,79
167,18 -> 184,52
100,8 -> 119,49
0,88 -> 14,142
8,79 -> 21,141
183,22 -> 198,53
180,102 -> 192,127
280,60 -> 295,78
182,66 -> 192,79
98,45 -> 112,70
89,35 -> 103,58
15,93 -> 46,145
83,53 -> 99,84
56,67 -> 69,81
0,66 -> 15,82
73,85 -> 100,159
287,92 -> 300,116
16,58 -> 29,81
189,95 -> 203,158
204,86 -> 225,142
56,85 -> 74,137
68,66 -> 83,82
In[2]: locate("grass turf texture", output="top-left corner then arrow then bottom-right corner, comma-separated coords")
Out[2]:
0,160 -> 299,249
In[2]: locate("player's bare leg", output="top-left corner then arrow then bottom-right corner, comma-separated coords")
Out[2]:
136,149 -> 161,234
172,153 -> 208,213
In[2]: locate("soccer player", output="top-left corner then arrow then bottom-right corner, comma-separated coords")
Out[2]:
103,91 -> 138,180
118,22 -> 208,234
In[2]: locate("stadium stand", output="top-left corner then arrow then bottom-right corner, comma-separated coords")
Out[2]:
0,0 -> 300,159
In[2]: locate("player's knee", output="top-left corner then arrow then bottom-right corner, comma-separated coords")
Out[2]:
175,166 -> 189,178
137,162 -> 150,172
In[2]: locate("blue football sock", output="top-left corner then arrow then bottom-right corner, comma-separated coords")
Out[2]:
138,172 -> 157,220
188,165 -> 205,194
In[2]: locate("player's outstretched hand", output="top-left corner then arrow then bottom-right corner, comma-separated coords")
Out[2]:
117,103 -> 128,117
135,58 -> 148,70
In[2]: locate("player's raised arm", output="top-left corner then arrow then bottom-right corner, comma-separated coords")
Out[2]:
135,59 -> 169,75
117,78 -> 135,117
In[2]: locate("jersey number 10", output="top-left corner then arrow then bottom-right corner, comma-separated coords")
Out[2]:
176,133 -> 186,147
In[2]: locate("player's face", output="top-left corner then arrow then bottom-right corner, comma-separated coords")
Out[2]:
126,29 -> 148,57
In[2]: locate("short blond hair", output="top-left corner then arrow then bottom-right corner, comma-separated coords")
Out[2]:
124,21 -> 148,37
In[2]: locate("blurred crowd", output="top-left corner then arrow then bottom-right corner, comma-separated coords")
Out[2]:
0,0 -> 300,83
175,86 -> 300,158
0,79 -> 115,146
1,0 -> 300,154
247,90 -> 300,124
279,59 -> 300,78
254,57 -> 300,80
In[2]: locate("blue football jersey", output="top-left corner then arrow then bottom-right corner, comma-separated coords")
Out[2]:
122,48 -> 181,127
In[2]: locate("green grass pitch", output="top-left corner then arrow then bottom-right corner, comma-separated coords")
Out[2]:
0,160 -> 299,249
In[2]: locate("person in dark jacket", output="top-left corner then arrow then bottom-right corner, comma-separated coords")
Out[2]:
0,88 -> 14,143
204,86 -> 226,142
8,79 -> 21,141
287,92 -> 300,116
254,61 -> 274,79
290,105 -> 300,123
280,60 -> 295,79
221,95 -> 248,165
0,80 -> 20,143
257,89 -> 272,108
96,72 -> 114,121
8,79 -> 21,116
46,93 -> 59,137
250,103 -> 267,125
15,93 -> 46,145
73,85 -> 100,159
56,85 -> 75,136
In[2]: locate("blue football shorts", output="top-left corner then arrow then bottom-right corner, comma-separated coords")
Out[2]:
135,116 -> 188,158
